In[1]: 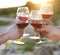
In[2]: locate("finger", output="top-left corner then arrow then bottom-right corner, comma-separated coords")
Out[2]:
43,19 -> 54,25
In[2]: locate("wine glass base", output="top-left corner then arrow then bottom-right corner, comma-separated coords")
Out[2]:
29,36 -> 40,40
23,33 -> 30,38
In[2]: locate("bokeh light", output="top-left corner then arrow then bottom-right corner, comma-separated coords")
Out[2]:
30,0 -> 52,4
0,0 -> 28,8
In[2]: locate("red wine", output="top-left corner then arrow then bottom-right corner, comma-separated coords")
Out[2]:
31,20 -> 43,37
31,20 -> 42,28
31,23 -> 42,29
42,14 -> 52,19
17,23 -> 28,29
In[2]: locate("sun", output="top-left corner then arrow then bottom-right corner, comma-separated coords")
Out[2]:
30,0 -> 52,4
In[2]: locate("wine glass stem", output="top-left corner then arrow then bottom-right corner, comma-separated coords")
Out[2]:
34,28 -> 42,42
34,28 -> 40,37
23,29 -> 25,37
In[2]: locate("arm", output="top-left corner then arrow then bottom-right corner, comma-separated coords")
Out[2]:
0,24 -> 23,45
0,33 -> 8,45
39,25 -> 60,42
7,24 -> 23,40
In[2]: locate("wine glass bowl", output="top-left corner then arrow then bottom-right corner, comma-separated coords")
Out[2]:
40,4 -> 53,19
30,10 -> 43,38
17,7 -> 29,16
30,20 -> 43,29
30,10 -> 43,29
16,7 -> 29,29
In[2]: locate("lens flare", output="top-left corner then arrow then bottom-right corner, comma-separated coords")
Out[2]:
0,0 -> 27,8
30,0 -> 52,4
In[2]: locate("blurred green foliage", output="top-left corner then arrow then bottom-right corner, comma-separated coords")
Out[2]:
16,37 -> 34,51
17,42 -> 34,51
0,8 -> 17,18
16,37 -> 43,51
0,21 -> 11,25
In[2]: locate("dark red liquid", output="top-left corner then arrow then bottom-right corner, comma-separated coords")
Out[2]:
31,20 -> 43,37
42,14 -> 52,19
17,23 -> 28,29
31,23 -> 42,29
31,20 -> 42,29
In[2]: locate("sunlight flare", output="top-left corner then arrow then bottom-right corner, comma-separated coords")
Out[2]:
30,0 -> 52,4
0,0 -> 27,8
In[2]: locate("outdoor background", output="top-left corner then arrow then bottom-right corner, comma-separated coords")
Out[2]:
0,0 -> 60,55
0,0 -> 60,26
0,0 -> 60,34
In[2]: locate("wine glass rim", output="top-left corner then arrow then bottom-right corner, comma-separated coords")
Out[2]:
16,7 -> 29,15
17,7 -> 29,9
17,7 -> 29,12
30,10 -> 39,12
30,10 -> 39,18
31,10 -> 39,11
30,10 -> 39,14
39,4 -> 53,14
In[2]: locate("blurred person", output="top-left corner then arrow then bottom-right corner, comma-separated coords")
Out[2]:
38,25 -> 60,42
0,24 -> 23,45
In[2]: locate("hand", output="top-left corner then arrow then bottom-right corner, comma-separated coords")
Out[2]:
7,24 -> 23,40
43,19 -> 54,25
38,25 -> 60,42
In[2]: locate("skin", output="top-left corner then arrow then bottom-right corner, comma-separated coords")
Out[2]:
38,25 -> 60,42
0,19 -> 59,44
0,24 -> 23,45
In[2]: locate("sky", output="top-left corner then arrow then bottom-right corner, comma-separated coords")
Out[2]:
0,0 -> 52,8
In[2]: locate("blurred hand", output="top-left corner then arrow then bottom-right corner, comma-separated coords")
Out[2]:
0,24 -> 23,45
38,25 -> 60,42
36,19 -> 60,42
7,24 -> 23,40
43,19 -> 54,25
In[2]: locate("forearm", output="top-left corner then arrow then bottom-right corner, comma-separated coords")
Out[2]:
0,32 -> 9,45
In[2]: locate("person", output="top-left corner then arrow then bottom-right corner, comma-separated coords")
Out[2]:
38,25 -> 60,42
0,24 -> 23,45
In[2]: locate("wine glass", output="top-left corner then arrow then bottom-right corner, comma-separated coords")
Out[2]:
16,7 -> 29,37
39,4 -> 53,43
40,4 -> 53,19
30,10 -> 43,41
